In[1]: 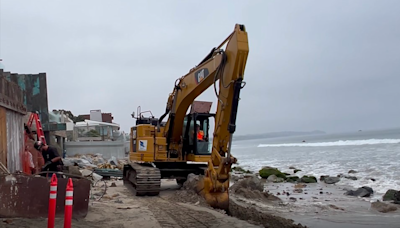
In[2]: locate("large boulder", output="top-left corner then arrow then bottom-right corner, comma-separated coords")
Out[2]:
320,175 -> 329,181
344,175 -> 357,181
371,201 -> 397,213
182,173 -> 202,192
286,176 -> 300,183
383,189 -> 400,202
324,176 -> 340,184
345,186 -> 374,197
266,174 -> 285,183
259,166 -> 286,179
299,175 -> 317,183
231,175 -> 264,192
395,191 -> 400,204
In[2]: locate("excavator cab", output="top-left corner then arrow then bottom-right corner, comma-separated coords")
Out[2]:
181,101 -> 214,158
182,112 -> 214,156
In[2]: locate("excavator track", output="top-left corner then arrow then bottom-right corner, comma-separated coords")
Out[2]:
123,162 -> 161,196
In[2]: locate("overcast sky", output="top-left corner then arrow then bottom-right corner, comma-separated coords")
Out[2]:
1,0 -> 400,135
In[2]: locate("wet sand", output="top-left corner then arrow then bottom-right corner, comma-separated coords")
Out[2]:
256,181 -> 400,228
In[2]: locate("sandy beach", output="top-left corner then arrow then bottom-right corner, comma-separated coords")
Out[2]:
0,179 -> 264,228
1,176 -> 400,228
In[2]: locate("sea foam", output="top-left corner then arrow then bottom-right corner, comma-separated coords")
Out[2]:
258,138 -> 400,147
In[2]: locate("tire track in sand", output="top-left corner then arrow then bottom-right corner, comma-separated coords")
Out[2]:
141,196 -> 218,228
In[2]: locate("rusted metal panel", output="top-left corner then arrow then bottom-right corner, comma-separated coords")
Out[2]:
0,174 -> 91,219
0,73 -> 27,114
0,107 -> 7,167
0,71 -> 26,172
5,72 -> 49,123
1,71 -> 66,145
6,110 -> 24,173
190,101 -> 213,114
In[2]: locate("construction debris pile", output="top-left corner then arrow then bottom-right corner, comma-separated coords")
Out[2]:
62,154 -> 127,180
63,154 -> 127,169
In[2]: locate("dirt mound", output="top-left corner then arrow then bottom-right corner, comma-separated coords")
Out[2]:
167,174 -> 210,207
229,199 -> 307,228
169,189 -> 209,206
166,174 -> 307,228
230,176 -> 281,203
228,176 -> 306,227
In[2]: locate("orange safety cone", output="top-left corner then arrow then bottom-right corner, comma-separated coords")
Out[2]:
48,174 -> 58,228
63,178 -> 74,228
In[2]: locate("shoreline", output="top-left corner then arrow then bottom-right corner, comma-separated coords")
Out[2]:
233,165 -> 396,201
228,171 -> 400,228
266,181 -> 400,227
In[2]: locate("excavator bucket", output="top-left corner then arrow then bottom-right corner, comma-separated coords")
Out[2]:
196,174 -> 230,211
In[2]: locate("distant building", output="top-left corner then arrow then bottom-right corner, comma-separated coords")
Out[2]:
48,110 -> 75,151
80,110 -> 114,123
73,109 -> 121,141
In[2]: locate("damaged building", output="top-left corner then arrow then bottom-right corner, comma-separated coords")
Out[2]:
0,68 -> 67,172
0,68 -> 91,219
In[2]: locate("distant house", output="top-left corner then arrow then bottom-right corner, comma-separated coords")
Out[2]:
74,110 -> 121,141
79,110 -> 114,123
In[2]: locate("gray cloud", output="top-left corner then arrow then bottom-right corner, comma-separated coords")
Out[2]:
1,0 -> 399,135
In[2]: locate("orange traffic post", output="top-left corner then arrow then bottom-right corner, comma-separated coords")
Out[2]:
63,178 -> 74,228
48,174 -> 58,228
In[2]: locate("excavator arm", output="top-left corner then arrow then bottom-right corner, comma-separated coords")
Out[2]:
160,24 -> 249,210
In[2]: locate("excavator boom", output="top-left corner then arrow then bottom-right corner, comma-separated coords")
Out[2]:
198,24 -> 249,211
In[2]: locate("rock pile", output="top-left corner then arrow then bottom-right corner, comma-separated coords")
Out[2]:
62,154 -> 128,181
63,154 -> 128,170
258,166 -> 319,184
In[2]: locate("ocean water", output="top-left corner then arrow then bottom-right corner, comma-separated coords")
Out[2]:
231,128 -> 400,201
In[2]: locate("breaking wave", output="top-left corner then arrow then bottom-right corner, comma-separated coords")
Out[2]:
258,138 -> 400,147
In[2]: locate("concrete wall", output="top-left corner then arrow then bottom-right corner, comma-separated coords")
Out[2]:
65,141 -> 130,159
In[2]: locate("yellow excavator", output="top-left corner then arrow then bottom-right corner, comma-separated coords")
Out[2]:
123,24 -> 249,211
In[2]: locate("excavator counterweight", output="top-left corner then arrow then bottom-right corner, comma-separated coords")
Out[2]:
123,24 -> 249,212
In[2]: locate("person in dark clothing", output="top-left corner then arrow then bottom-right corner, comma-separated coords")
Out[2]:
33,141 -> 64,177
